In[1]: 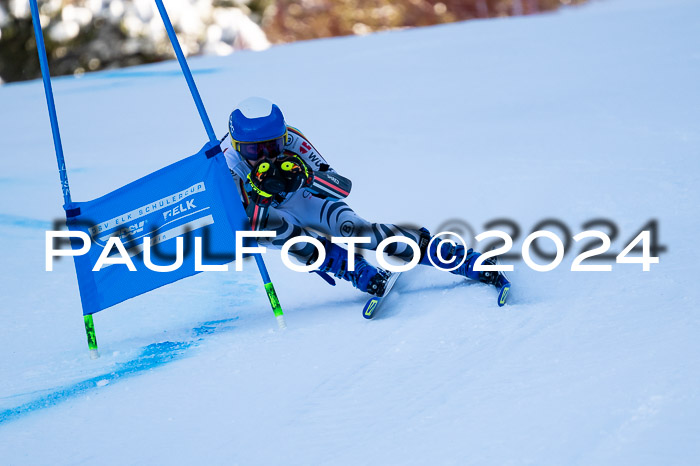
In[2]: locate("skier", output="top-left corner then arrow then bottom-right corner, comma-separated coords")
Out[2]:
221,97 -> 506,298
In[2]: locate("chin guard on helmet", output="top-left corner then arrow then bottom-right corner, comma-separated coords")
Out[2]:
247,155 -> 312,200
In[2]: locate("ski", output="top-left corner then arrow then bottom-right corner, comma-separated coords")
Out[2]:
362,272 -> 402,319
489,256 -> 511,307
362,257 -> 511,317
495,273 -> 511,307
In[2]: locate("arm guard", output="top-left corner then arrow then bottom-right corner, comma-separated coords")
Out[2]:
306,163 -> 352,200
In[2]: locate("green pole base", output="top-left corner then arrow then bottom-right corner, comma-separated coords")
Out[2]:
84,314 -> 100,359
264,282 -> 286,329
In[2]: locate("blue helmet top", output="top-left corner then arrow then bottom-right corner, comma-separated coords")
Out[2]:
229,97 -> 286,143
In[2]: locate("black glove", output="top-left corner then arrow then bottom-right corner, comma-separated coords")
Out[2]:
247,155 -> 312,201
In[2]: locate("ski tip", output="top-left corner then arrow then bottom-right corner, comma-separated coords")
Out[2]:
497,282 -> 511,307
363,297 -> 381,319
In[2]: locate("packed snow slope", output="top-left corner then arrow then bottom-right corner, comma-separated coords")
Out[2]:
1,0 -> 699,464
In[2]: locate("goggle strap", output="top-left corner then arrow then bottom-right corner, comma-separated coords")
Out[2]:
231,130 -> 287,146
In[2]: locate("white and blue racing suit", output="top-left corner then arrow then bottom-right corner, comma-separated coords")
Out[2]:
221,126 -> 423,263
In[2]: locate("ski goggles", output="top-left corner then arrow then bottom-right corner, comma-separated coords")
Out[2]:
233,134 -> 286,161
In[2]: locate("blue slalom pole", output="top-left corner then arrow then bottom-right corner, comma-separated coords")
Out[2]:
29,0 -> 72,206
154,0 -> 286,328
153,0 -> 217,144
30,0 -> 100,358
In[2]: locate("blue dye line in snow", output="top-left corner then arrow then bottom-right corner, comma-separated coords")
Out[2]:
0,214 -> 53,230
0,317 -> 237,425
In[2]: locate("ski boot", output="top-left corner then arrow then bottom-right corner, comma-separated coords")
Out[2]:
419,228 -> 509,288
313,238 -> 390,296
417,227 -> 512,305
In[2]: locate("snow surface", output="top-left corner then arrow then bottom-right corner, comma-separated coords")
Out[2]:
1,0 -> 699,464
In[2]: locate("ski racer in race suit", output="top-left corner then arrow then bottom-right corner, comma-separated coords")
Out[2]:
222,97 -> 501,296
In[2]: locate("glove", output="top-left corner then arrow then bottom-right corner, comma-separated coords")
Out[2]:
247,155 -> 312,202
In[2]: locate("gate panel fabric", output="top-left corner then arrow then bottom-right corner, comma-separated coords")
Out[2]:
66,144 -> 247,315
